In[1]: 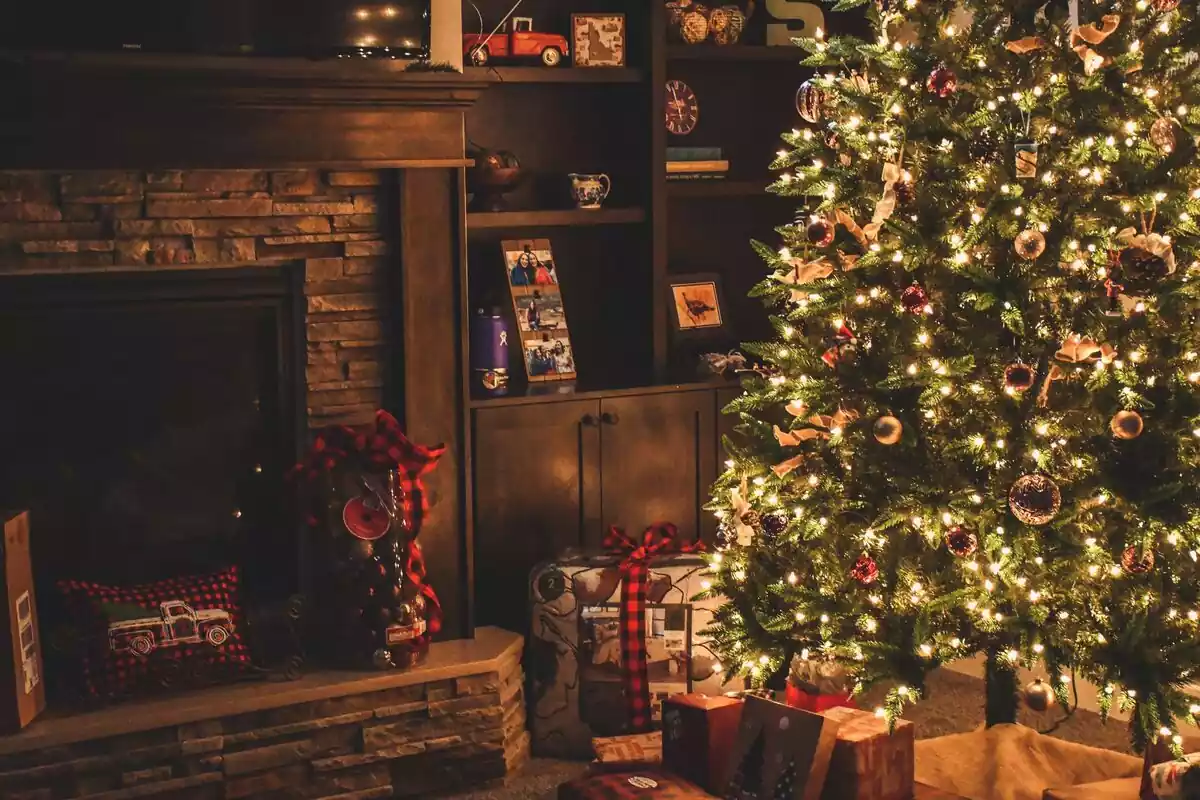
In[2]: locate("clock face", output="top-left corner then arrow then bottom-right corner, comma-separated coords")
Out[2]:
664,80 -> 698,136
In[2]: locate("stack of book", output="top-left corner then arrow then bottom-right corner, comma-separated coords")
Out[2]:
666,147 -> 729,182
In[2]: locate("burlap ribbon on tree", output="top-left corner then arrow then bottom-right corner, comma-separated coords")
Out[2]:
1038,334 -> 1119,406
601,523 -> 705,731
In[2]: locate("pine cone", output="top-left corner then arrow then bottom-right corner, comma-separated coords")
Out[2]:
894,178 -> 914,207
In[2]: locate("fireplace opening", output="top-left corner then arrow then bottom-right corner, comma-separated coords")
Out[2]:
0,266 -> 305,688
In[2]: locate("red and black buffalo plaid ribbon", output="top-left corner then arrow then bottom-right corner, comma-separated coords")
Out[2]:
291,410 -> 445,536
602,522 -> 705,732
291,410 -> 446,642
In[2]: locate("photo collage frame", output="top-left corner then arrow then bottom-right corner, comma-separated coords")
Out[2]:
502,238 -> 577,382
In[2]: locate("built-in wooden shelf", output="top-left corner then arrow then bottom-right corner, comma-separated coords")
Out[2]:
466,207 -> 647,229
464,66 -> 644,84
667,179 -> 775,198
469,378 -> 730,409
666,44 -> 807,62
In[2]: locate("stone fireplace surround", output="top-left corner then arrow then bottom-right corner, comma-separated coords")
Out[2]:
0,55 -> 515,799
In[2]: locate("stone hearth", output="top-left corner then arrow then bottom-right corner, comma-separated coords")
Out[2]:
0,168 -> 396,428
0,628 -> 528,800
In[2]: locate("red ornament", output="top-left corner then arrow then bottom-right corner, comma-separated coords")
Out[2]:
926,63 -> 957,98
945,526 -> 978,557
1121,545 -> 1154,575
806,217 -> 836,247
821,322 -> 857,368
850,554 -> 879,585
900,283 -> 930,314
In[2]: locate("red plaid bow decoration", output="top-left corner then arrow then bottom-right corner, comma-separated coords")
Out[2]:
602,522 -> 705,731
291,410 -> 446,643
291,410 -> 446,537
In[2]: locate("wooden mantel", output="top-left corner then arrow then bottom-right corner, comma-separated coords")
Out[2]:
0,52 -> 489,169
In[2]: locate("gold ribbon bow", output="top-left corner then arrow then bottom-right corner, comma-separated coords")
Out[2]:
1005,36 -> 1045,54
1116,227 -> 1176,275
835,162 -> 901,248
772,453 -> 811,478
779,257 -> 835,301
1040,334 -> 1117,406
728,477 -> 756,546
1072,14 -> 1120,75
774,407 -> 860,447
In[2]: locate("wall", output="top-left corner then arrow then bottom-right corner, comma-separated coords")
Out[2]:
0,169 -> 393,429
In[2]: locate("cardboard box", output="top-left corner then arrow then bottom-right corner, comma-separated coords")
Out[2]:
727,695 -> 840,800
663,693 -> 744,794
820,706 -> 914,800
0,511 -> 44,732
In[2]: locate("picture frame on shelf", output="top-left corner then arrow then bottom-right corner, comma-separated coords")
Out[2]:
667,273 -> 726,336
501,239 -> 578,383
571,14 -> 627,67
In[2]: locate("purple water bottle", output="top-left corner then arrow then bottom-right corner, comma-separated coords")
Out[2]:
470,307 -> 510,392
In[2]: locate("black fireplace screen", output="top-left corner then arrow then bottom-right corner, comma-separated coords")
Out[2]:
0,267 -> 305,603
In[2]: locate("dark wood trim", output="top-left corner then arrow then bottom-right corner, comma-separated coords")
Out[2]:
465,66 -> 644,84
466,207 -> 646,230
469,380 -> 725,409
454,166 -> 476,638
667,179 -> 776,198
650,1 -> 669,378
398,168 -> 467,640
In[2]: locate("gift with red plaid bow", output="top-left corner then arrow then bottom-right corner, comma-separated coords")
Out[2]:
529,523 -> 727,758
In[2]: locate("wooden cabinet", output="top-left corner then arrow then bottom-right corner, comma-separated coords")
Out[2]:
471,388 -> 717,633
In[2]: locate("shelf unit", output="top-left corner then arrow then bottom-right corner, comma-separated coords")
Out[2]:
461,0 -> 812,388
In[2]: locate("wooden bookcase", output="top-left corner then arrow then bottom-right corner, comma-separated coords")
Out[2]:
461,0 -> 814,633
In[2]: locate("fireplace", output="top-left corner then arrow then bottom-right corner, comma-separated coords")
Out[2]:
0,267 -> 305,597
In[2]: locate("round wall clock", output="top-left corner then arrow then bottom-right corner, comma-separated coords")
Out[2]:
665,80 -> 699,136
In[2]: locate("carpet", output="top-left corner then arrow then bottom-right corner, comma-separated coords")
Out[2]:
440,667 -> 1167,800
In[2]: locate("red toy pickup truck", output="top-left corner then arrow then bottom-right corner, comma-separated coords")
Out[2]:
463,17 -> 569,67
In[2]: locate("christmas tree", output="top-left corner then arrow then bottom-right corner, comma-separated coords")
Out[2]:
705,0 -> 1200,751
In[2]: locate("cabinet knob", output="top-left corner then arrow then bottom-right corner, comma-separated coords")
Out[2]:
581,414 -> 599,426
601,412 -> 620,425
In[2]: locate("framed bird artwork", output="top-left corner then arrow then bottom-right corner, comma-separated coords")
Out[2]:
667,273 -> 726,334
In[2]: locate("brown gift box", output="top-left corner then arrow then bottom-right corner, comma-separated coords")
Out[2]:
819,706 -> 914,800
0,511 -> 44,732
727,695 -> 840,800
662,694 -> 744,793
559,767 -> 716,800
593,731 -> 664,770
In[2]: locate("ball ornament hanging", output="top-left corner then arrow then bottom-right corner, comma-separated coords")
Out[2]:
1022,678 -> 1056,712
806,216 -> 836,247
1008,474 -> 1062,526
1150,117 -> 1177,154
850,554 -> 879,585
795,79 -> 827,123
1110,410 -> 1144,440
1014,229 -> 1047,260
762,511 -> 789,537
1121,546 -> 1155,575
873,415 -> 903,445
926,63 -> 957,98
1004,363 -> 1037,392
900,283 -> 930,314
1152,0 -> 1180,12
945,526 -> 978,557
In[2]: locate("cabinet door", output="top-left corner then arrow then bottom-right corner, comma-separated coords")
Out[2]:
598,391 -> 717,545
472,400 -> 601,633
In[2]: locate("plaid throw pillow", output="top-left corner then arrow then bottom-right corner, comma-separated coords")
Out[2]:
57,567 -> 251,700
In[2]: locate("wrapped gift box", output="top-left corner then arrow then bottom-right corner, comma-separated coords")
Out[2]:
528,543 -> 723,758
592,731 -> 663,769
559,767 -> 715,800
820,705 -> 914,800
663,693 -> 744,794
727,695 -> 840,800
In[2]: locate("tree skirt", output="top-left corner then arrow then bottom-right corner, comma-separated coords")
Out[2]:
915,724 -> 1141,800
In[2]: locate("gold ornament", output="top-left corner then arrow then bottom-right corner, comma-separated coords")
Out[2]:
711,5 -> 746,44
679,10 -> 710,44
1008,474 -> 1062,526
1150,117 -> 1177,154
873,415 -> 903,445
1122,545 -> 1155,575
1111,410 -> 1144,440
1014,229 -> 1047,260
1022,678 -> 1056,712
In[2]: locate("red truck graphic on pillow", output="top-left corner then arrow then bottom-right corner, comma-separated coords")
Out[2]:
107,600 -> 233,656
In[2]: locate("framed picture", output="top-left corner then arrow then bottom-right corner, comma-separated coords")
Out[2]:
502,239 -> 577,383
668,273 -> 725,333
571,14 -> 627,67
